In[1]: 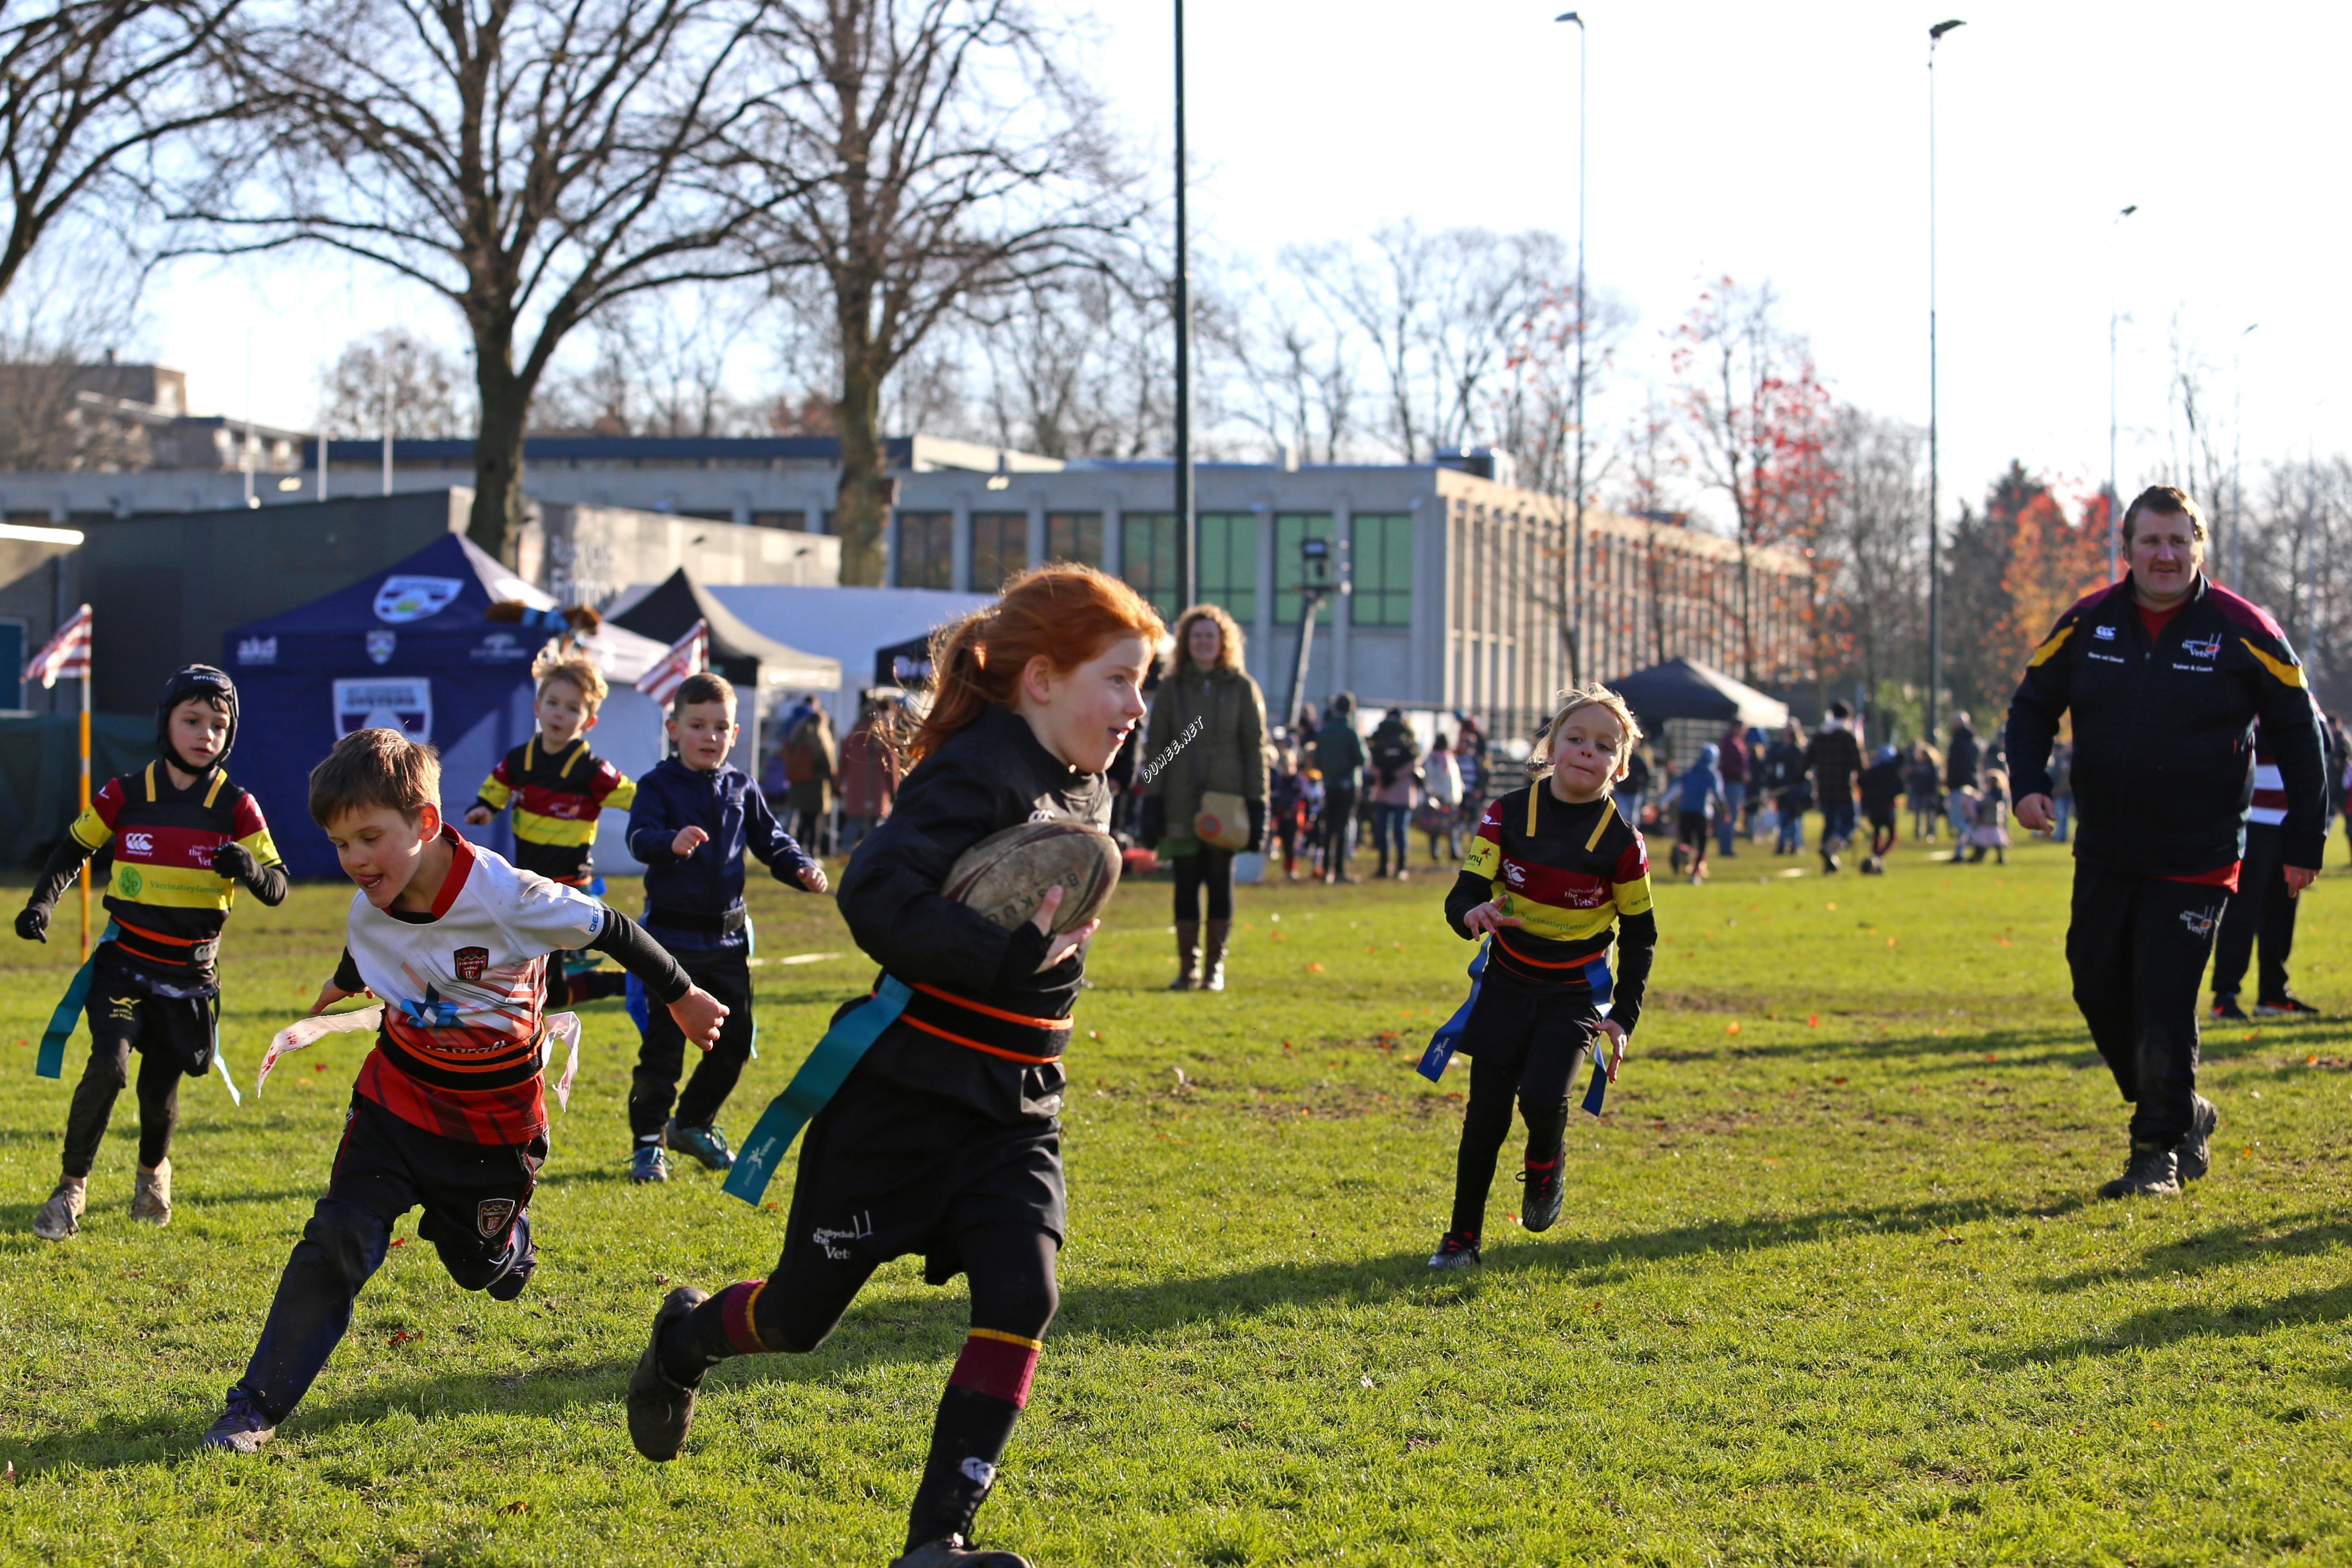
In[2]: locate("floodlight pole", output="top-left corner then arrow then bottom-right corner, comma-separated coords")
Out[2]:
1557,11 -> 1587,686
2107,204 -> 2137,577
1172,0 -> 1195,611
1925,19 -> 1964,740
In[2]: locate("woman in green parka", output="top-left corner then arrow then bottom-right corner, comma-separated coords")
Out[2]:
1140,604 -> 1270,990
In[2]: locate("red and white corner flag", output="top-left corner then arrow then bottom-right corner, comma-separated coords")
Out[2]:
24,603 -> 91,689
634,619 -> 709,706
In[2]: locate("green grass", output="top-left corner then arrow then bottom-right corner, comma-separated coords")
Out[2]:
2,826 -> 2349,1566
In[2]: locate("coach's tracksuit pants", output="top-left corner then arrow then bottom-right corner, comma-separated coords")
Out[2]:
2210,821 -> 2298,1004
2066,862 -> 2226,1147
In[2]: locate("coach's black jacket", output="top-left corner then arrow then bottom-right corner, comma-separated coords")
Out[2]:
836,704 -> 1109,1124
2005,573 -> 2326,878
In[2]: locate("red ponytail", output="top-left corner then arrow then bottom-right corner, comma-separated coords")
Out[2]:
905,564 -> 1165,766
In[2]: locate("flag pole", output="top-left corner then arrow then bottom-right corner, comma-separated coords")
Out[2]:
78,649 -> 91,960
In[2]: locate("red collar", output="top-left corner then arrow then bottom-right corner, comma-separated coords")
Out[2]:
423,826 -> 476,919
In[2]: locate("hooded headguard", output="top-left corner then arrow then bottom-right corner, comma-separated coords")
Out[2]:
156,664 -> 239,773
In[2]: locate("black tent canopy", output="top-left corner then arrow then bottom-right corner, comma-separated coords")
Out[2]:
1605,657 -> 1789,733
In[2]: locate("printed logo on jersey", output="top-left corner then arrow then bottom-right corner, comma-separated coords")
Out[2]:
399,986 -> 463,1029
454,945 -> 489,982
122,831 -> 154,856
475,1197 -> 517,1238
373,575 -> 464,624
2093,624 -> 2117,640
365,630 -> 397,665
116,866 -> 142,898
1480,805 -> 1501,828
2182,635 -> 2221,660
1503,862 -> 1527,886
1027,808 -> 1061,823
2179,904 -> 2221,939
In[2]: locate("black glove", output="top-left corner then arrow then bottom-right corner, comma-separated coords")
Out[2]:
1138,796 -> 1166,849
211,841 -> 257,884
15,904 -> 48,942
1246,798 -> 1266,854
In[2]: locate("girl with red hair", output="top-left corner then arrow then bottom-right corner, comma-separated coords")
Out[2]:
625,565 -> 1162,1568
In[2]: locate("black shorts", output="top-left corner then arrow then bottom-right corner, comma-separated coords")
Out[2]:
329,1094 -> 546,1280
1676,810 -> 1710,845
782,1068 -> 1064,1289
89,948 -> 216,1078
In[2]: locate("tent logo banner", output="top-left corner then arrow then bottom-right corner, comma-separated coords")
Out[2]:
470,631 -> 527,663
365,631 -> 396,665
236,636 -> 277,666
334,677 -> 432,742
374,576 -> 465,625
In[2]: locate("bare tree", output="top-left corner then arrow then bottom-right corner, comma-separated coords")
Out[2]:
1670,277 -> 1829,683
180,0 -> 790,561
1285,221 -> 1560,463
1824,406 -> 1926,727
731,0 -> 1136,583
0,1 -> 244,303
319,328 -> 468,439
0,217 -> 143,468
2167,318 -> 2238,582
533,283 -> 765,437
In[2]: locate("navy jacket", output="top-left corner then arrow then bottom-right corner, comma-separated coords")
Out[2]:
2005,574 -> 2326,877
626,758 -> 819,954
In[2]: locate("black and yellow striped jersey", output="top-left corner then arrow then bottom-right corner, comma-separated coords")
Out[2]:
67,761 -> 282,987
472,735 -> 637,885
1448,783 -> 1660,1033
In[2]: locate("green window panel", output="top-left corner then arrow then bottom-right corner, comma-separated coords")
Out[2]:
1121,512 -> 1177,619
1196,511 -> 1258,624
1274,512 -> 1336,624
972,511 -> 1028,591
1047,511 -> 1103,567
1351,512 -> 1414,627
896,511 -> 953,590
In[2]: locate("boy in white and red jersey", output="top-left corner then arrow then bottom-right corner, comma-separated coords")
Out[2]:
201,727 -> 726,1453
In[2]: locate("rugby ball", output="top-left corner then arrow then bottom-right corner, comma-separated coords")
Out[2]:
945,822 -> 1122,933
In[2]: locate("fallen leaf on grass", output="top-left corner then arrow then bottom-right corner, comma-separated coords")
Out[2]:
502,1500 -> 530,1515
1807,1014 -> 1819,1028
1304,962 -> 1326,973
388,1330 -> 417,1347
1725,1021 -> 1741,1034
389,1237 -> 407,1248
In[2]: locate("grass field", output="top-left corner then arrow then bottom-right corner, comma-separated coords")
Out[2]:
2,824 -> 2349,1566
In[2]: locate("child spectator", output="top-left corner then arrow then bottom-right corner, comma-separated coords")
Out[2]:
1429,684 -> 1656,1269
1971,767 -> 2011,865
465,650 -> 636,1003
200,727 -> 723,1452
1670,742 -> 1726,884
1906,740 -> 1943,840
838,692 -> 902,853
1366,708 -> 1421,880
624,673 -> 828,1183
1420,730 -> 1465,862
1270,742 -> 1309,881
15,667 -> 288,1239
1859,743 -> 1904,874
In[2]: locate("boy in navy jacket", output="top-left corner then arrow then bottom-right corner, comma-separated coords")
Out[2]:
624,673 -> 827,1182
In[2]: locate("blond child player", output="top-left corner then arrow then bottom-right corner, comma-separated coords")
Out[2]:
1429,684 -> 1659,1268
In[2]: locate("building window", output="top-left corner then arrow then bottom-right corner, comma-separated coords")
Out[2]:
1121,512 -> 1176,618
972,511 -> 1028,590
896,511 -> 953,589
751,510 -> 806,531
1196,512 -> 1258,623
1274,512 -> 1335,624
1351,512 -> 1413,627
1047,511 -> 1102,567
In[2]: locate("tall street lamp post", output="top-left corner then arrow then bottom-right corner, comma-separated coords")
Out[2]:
1171,0 -> 1196,612
1925,18 -> 1963,741
2107,203 -> 2137,578
1556,10 -> 1587,686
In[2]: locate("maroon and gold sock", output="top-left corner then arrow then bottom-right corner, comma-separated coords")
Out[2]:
659,1279 -> 769,1384
905,1330 -> 1041,1550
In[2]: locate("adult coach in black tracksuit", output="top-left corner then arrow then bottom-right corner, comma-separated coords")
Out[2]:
2006,486 -> 2326,1199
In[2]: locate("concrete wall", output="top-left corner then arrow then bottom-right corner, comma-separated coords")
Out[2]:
532,502 -> 838,607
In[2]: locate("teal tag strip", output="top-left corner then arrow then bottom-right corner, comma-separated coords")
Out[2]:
35,922 -> 117,1079
722,976 -> 910,1206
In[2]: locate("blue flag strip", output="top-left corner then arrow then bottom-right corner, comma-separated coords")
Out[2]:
722,976 -> 912,1206
1416,941 -> 1488,1083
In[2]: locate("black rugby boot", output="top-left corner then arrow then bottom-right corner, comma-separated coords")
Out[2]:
626,1287 -> 708,1461
2097,1141 -> 2181,1200
1518,1157 -> 1564,1233
2175,1094 -> 2219,1183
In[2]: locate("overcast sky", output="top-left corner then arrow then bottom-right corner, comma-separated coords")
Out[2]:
148,0 -> 2344,520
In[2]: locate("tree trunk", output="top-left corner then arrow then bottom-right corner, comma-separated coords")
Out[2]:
834,343 -> 889,585
469,343 -> 530,567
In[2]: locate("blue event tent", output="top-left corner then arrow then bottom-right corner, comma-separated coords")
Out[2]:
221,533 -> 556,879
